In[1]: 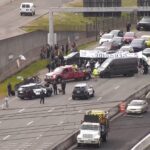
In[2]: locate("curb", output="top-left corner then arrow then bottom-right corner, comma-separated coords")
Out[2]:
49,84 -> 150,150
131,133 -> 150,150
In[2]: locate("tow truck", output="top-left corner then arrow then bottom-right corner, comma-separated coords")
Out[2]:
45,65 -> 91,83
77,110 -> 109,148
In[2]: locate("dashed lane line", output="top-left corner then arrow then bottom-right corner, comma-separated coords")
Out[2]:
18,108 -> 25,113
114,85 -> 120,90
27,121 -> 34,126
48,107 -> 55,112
97,97 -> 102,101
3,135 -> 11,140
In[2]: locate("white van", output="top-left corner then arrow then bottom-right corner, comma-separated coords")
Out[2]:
20,2 -> 35,16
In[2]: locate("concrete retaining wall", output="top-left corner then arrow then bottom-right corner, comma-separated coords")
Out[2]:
49,84 -> 150,150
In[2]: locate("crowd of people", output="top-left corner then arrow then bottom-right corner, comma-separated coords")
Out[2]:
40,41 -> 78,72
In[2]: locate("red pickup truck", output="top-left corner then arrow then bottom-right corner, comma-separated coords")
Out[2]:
45,65 -> 91,83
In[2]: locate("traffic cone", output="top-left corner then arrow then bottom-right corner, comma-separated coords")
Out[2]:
119,102 -> 126,113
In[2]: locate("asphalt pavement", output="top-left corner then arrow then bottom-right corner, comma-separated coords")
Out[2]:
0,73 -> 150,150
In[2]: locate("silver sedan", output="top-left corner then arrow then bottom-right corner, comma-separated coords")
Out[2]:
126,100 -> 148,114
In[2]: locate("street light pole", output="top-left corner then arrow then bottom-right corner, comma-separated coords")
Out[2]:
48,10 -> 54,46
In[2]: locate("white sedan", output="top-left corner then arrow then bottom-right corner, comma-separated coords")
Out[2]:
99,33 -> 114,45
126,100 -> 148,114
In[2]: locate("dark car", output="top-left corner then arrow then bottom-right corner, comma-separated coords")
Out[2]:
130,38 -> 146,52
123,32 -> 137,44
72,83 -> 94,100
17,83 -> 53,100
136,17 -> 150,31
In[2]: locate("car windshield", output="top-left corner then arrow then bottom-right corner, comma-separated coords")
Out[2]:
110,30 -> 119,36
74,86 -> 86,91
101,58 -> 112,69
81,124 -> 99,131
53,67 -> 63,73
130,101 -> 144,106
102,34 -> 113,39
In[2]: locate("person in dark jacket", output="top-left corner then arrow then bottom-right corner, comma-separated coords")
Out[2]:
40,90 -> 45,104
7,83 -> 12,97
52,80 -> 58,95
61,80 -> 66,95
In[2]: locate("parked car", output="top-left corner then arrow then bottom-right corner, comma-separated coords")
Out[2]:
136,17 -> 150,31
99,33 -> 114,45
118,45 -> 134,53
109,29 -> 124,37
130,38 -> 146,52
98,57 -> 138,78
17,83 -> 53,100
123,32 -> 137,44
72,83 -> 94,100
143,48 -> 150,57
20,2 -> 35,16
126,100 -> 148,114
141,35 -> 150,47
111,37 -> 124,49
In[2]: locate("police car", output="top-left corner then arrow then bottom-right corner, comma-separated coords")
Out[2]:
17,83 -> 53,100
72,83 -> 95,100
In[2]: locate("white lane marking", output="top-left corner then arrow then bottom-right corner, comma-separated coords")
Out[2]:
58,121 -> 64,125
78,110 -> 82,113
3,135 -> 11,140
18,108 -> 25,113
36,134 -> 42,140
114,85 -> 120,90
68,97 -> 72,100
97,97 -> 102,101
48,107 -> 55,112
27,121 -> 34,126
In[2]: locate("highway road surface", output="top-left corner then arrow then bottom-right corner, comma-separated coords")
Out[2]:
0,73 -> 150,150
0,0 -> 72,39
71,103 -> 150,150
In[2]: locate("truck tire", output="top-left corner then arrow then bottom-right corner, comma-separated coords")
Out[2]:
72,95 -> 76,100
77,143 -> 81,147
102,134 -> 107,142
97,139 -> 101,148
56,77 -> 62,83
84,74 -> 90,80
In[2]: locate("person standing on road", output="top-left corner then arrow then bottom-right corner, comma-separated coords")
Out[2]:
126,22 -> 131,32
7,82 -> 12,97
52,80 -> 58,95
40,90 -> 45,104
61,80 -> 66,95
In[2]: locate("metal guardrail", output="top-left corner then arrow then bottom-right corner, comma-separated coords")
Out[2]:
50,7 -> 150,13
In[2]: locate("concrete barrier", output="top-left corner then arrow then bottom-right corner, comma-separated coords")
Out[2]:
49,84 -> 150,150
131,133 -> 150,150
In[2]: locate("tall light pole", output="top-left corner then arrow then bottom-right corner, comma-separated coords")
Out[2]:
48,10 -> 54,46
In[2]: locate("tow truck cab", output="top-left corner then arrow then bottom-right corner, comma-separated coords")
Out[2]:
77,110 -> 109,147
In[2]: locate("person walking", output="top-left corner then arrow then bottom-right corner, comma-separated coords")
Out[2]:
52,80 -> 58,95
126,22 -> 131,32
7,83 -> 12,97
61,80 -> 66,95
40,90 -> 45,104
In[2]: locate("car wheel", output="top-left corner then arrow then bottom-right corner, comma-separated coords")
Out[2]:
85,74 -> 90,80
57,77 -> 62,83
47,91 -> 52,97
20,13 -> 22,16
72,95 -> 76,100
91,91 -> 95,97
